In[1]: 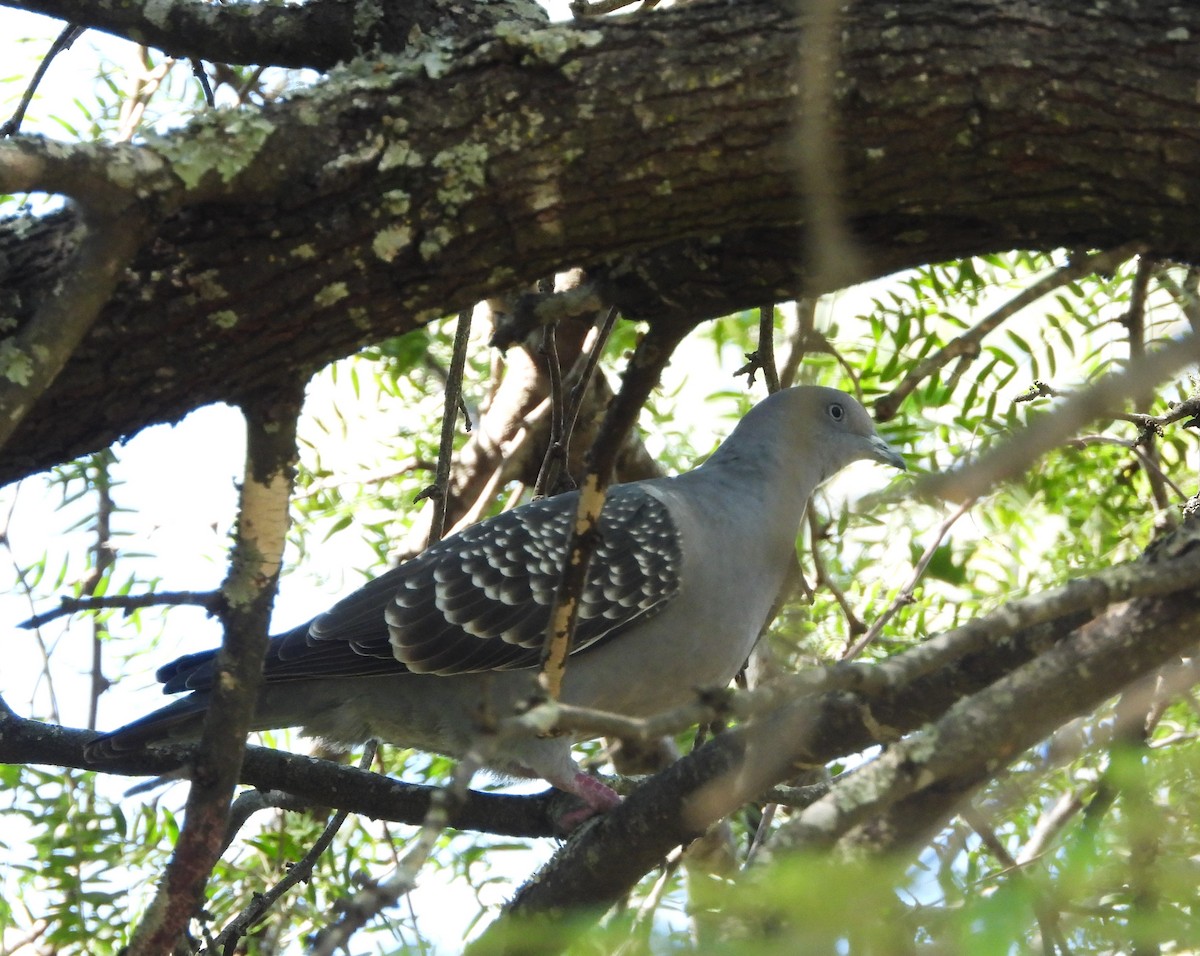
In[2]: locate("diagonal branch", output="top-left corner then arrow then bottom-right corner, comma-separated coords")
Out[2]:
7,1 -> 1200,484
0,206 -> 154,451
0,21 -> 84,137
921,333 -> 1200,503
539,318 -> 692,697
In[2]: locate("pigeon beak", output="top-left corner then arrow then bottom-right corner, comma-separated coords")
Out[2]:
869,435 -> 907,471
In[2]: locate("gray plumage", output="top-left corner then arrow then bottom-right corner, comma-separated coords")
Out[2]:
88,386 -> 904,816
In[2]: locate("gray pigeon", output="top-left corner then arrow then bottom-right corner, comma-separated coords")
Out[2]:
88,386 -> 904,817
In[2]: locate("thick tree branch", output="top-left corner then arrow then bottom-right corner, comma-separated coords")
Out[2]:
1,0 -> 548,71
3,0 -> 1200,482
0,206 -> 155,450
823,588 -> 1200,857
0,714 -> 566,837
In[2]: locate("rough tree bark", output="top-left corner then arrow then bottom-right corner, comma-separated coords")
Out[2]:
1,0 -> 1198,482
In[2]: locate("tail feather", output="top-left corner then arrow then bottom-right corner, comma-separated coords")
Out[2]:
85,693 -> 210,761
157,648 -> 220,693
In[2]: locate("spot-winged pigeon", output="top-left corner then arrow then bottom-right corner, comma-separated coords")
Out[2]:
88,386 -> 904,817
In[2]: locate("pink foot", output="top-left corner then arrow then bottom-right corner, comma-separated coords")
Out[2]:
557,772 -> 621,830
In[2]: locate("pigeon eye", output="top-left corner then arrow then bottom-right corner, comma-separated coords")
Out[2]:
828,402 -> 845,422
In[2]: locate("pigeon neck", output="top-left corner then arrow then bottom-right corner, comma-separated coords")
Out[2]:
684,440 -> 821,539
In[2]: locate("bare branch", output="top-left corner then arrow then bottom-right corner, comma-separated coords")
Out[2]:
538,319 -> 691,698
843,496 -> 977,660
735,304 -> 782,392
20,589 -> 219,630
0,22 -> 84,137
422,307 -> 474,546
806,508 -> 864,637
212,742 -> 379,955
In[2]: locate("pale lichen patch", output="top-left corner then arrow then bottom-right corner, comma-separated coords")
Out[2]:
379,141 -> 424,172
151,110 -> 275,191
382,189 -> 411,216
189,270 -> 228,302
373,226 -> 413,262
493,22 -> 603,67
419,225 -> 454,261
432,142 -> 489,208
142,0 -> 173,30
314,282 -> 350,308
0,341 -> 34,385
323,134 -> 385,175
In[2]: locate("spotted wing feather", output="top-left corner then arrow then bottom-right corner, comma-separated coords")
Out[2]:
154,486 -> 681,691
381,485 -> 682,674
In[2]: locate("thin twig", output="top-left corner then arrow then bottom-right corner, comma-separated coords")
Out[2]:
535,305 -> 619,496
533,322 -> 566,497
734,305 -> 782,392
778,298 -> 817,390
1,22 -> 85,138
311,748 -> 479,955
1156,266 -> 1200,336
1019,789 -> 1088,865
612,846 -> 685,956
806,508 -> 864,635
843,497 -> 977,659
1123,256 -> 1154,364
423,307 -> 474,547
219,789 -> 312,858
21,589 -> 220,630
1065,435 -> 1187,503
190,59 -> 215,107
960,804 -> 1070,956
538,320 -> 691,698
758,304 -> 782,393
211,742 -> 379,955
1123,257 -> 1173,515
744,802 -> 778,868
85,456 -> 116,732
561,305 -> 619,446
923,333 -> 1200,503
